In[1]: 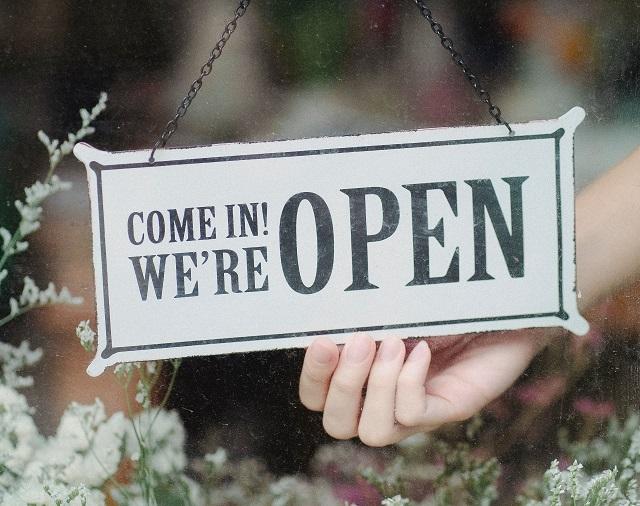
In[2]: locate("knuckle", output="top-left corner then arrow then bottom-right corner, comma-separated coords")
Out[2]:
330,376 -> 359,397
365,374 -> 391,390
303,366 -> 331,386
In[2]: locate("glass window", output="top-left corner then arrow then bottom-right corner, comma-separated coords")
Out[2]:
1,1 -> 639,504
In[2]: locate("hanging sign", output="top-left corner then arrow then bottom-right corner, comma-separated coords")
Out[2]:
75,107 -> 588,376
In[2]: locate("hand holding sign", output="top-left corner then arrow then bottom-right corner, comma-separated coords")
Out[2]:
300,145 -> 640,446
75,108 -> 587,375
300,332 -> 547,446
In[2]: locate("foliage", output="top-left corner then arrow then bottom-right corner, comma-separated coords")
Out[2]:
357,426 -> 500,506
518,414 -> 640,505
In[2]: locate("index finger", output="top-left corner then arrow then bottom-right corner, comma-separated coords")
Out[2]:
299,336 -> 340,411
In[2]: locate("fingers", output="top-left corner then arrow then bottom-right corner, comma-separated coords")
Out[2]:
322,334 -> 376,440
302,332 -> 543,447
396,339 -> 491,429
300,336 -> 448,446
395,340 -> 432,427
355,338 -> 445,446
358,337 -> 406,446
301,335 -> 501,447
299,336 -> 339,411
393,340 -> 456,435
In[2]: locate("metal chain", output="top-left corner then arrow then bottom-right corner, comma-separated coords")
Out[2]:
149,0 -> 512,162
412,0 -> 513,134
149,0 -> 251,163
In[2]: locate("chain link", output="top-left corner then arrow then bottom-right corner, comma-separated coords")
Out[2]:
149,0 -> 251,163
412,0 -> 513,134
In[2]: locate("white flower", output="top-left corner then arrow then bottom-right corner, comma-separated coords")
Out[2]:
8,479 -> 107,506
0,385 -> 40,487
22,176 -> 72,208
13,176 -> 73,241
15,200 -> 42,237
1,96 -> 106,269
1,277 -> 83,327
3,478 -> 50,504
37,92 -> 107,173
0,227 -> 12,250
205,447 -> 228,471
381,495 -> 411,506
145,361 -> 157,375
127,409 -> 187,476
76,320 -> 96,352
27,399 -> 127,488
135,379 -> 151,408
61,412 -> 126,486
0,341 -> 42,389
269,476 -> 337,506
114,361 -> 140,380
19,276 -> 82,307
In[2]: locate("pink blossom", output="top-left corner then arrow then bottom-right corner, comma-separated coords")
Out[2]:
573,397 -> 615,420
333,480 -> 381,506
557,456 -> 572,471
514,375 -> 567,408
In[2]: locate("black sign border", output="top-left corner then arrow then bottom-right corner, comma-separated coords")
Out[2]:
89,129 -> 567,359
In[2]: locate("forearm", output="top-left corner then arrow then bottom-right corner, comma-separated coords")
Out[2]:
518,147 -> 640,355
576,147 -> 640,310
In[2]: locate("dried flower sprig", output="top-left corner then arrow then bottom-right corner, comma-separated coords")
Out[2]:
76,320 -> 97,353
0,92 -> 107,289
0,341 -> 42,389
39,91 -> 107,179
0,276 -> 82,328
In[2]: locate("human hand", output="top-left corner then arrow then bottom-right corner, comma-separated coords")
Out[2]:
298,146 -> 640,447
299,330 -> 550,446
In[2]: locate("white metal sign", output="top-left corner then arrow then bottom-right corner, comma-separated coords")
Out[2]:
75,107 -> 588,376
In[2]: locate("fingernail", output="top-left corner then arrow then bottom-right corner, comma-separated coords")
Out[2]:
310,341 -> 334,364
378,338 -> 402,361
346,335 -> 371,363
408,341 -> 428,362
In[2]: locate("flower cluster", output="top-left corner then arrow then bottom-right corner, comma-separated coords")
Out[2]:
76,320 -> 97,352
0,92 -> 107,292
37,91 -> 107,173
14,175 -> 73,237
0,340 -> 42,389
1,276 -> 82,328
0,364 -> 122,505
0,175 -> 73,287
355,423 -> 500,506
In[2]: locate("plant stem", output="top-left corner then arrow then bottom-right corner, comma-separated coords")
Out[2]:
0,230 -> 21,278
125,375 -> 157,505
45,159 -> 58,183
146,360 -> 181,441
